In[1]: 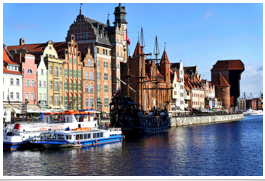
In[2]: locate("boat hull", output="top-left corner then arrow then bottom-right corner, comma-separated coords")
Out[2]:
27,135 -> 123,150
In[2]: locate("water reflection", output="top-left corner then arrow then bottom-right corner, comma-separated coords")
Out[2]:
3,116 -> 263,176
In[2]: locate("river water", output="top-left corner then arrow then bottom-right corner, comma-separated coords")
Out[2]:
3,115 -> 263,176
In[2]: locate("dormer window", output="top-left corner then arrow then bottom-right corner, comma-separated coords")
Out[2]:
105,35 -> 108,40
27,69 -> 33,74
100,34 -> 102,38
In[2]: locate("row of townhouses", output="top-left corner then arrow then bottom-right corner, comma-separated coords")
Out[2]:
3,3 -> 245,122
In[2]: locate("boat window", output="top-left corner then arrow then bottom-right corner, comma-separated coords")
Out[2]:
41,134 -> 44,140
66,135 -> 72,140
87,134 -> 91,139
93,132 -> 103,138
80,134 -> 83,140
58,134 -> 64,140
45,134 -> 51,139
84,134 -> 88,139
76,134 -> 80,140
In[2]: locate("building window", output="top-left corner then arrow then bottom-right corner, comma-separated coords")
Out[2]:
78,70 -> 81,78
31,93 -> 34,100
41,69 -> 44,75
50,81 -> 53,90
69,82 -> 72,90
39,93 -> 42,100
85,72 -> 88,79
97,48 -> 99,53
97,97 -> 101,108
78,83 -> 81,91
55,94 -> 59,105
16,78 -> 19,86
90,72 -> 93,80
104,61 -> 105,67
106,62 -> 108,68
59,68 -> 62,76
87,60 -> 91,66
60,97 -> 62,105
84,33 -> 88,39
90,85 -> 94,93
97,60 -> 99,67
75,34 -> 78,40
97,72 -> 100,80
110,62 -> 111,68
104,85 -> 108,92
55,67 -> 58,76
55,81 -> 59,90
69,69 -> 72,77
85,98 -> 89,107
49,66 -> 52,74
43,81 -> 46,88
74,70 -> 77,77
103,49 -> 105,54
64,69 -> 68,77
16,92 -> 19,99
59,82 -> 62,90
50,96 -> 53,105
90,98 -> 94,108
69,58 -> 72,64
42,94 -> 46,101
104,98 -> 109,108
104,73 -> 108,81
85,85 -> 88,93
25,79 -> 30,87
39,80 -> 42,87
31,80 -> 34,87
10,78 -> 14,85
25,93 -> 29,100
97,84 -> 100,92
74,58 -> 76,64
27,69 -> 33,74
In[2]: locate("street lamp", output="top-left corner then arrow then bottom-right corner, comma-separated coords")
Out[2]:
25,99 -> 29,122
97,101 -> 102,126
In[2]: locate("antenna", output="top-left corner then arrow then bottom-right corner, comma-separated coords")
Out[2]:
140,27 -> 145,50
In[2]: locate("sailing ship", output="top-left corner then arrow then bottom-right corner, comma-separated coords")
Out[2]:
110,28 -> 171,135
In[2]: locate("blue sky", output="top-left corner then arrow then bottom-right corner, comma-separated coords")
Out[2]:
3,3 -> 263,98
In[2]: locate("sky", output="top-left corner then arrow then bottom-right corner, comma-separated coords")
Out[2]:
2,3 -> 263,98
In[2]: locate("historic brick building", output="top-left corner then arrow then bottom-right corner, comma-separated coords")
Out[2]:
65,3 -> 128,99
121,42 -> 170,111
211,60 -> 244,109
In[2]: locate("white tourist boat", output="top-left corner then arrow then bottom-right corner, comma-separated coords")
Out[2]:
25,128 -> 124,150
243,109 -> 263,116
3,110 -> 98,151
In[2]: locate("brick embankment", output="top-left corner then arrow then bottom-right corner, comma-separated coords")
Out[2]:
170,114 -> 244,127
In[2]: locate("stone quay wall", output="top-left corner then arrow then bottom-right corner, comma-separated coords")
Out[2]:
170,114 -> 244,127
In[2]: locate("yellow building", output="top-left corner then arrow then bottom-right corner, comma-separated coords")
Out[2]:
44,40 -> 65,110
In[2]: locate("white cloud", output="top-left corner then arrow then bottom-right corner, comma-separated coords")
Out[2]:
240,63 -> 263,98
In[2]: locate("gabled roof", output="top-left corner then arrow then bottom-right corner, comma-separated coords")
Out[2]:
171,63 -> 180,69
161,50 -> 170,64
3,47 -> 18,65
211,60 -> 244,71
212,72 -> 231,87
133,42 -> 144,57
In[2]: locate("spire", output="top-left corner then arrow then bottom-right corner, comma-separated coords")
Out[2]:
161,50 -> 170,63
133,42 -> 143,57
164,42 -> 166,51
80,3 -> 83,15
107,13 -> 110,26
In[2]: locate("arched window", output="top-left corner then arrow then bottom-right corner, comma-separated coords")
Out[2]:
27,69 -> 33,74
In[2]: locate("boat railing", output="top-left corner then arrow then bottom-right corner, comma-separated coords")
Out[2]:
108,128 -> 122,132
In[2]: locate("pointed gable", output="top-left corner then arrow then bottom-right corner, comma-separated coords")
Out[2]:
161,50 -> 170,64
212,72 -> 231,87
133,42 -> 143,57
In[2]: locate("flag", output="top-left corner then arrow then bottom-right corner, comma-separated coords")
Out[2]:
126,35 -> 130,46
115,86 -> 121,97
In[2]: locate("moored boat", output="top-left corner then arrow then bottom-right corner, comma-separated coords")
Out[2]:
3,110 -> 98,151
24,128 -> 123,150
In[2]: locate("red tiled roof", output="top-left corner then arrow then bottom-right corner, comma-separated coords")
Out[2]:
3,48 -> 18,65
212,72 -> 231,87
3,65 -> 21,74
7,42 -> 68,59
211,60 -> 244,71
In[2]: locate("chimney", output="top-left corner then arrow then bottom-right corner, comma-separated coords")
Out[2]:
20,38 -> 25,45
